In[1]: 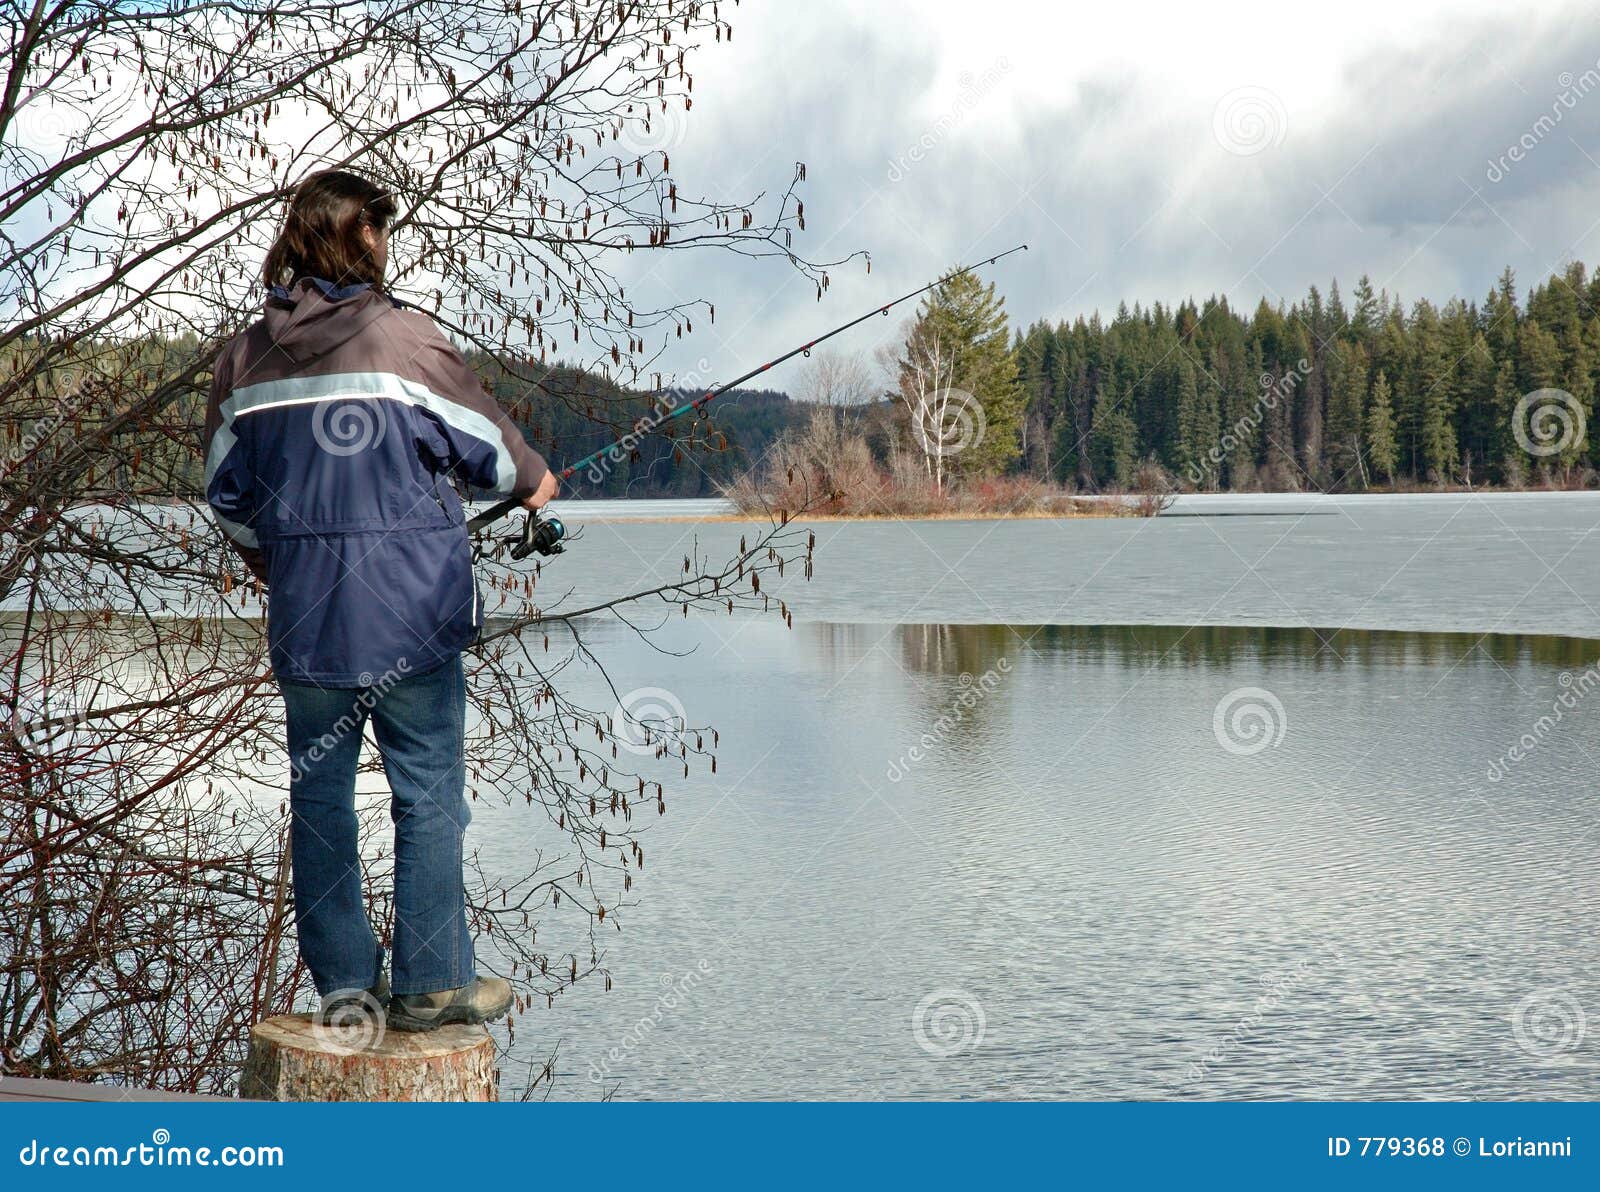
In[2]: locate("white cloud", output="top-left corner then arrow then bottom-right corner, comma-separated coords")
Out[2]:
625,0 -> 1600,389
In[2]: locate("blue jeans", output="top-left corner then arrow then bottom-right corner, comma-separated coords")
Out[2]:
277,654 -> 475,997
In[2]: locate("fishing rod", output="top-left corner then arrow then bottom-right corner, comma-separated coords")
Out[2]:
468,242 -> 1030,559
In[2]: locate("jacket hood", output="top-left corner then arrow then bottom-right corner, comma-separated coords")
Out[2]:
261,277 -> 395,365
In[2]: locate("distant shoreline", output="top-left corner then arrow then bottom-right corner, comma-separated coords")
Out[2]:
70,486 -> 1600,523
551,487 -> 1600,524
549,506 -> 1133,524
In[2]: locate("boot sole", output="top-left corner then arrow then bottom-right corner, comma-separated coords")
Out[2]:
385,993 -> 513,1033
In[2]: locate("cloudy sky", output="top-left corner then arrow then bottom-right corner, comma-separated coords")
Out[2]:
627,0 -> 1600,388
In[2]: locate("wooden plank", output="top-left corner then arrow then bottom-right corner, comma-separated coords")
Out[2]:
0,1076 -> 235,1103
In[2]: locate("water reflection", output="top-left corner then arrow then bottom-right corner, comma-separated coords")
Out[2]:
809,621 -> 1600,673
481,616 -> 1600,1100
16,598 -> 1600,1100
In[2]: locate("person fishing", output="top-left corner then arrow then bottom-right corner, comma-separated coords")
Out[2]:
202,168 -> 557,1031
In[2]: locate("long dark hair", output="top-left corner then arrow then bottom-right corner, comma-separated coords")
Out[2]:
262,169 -> 397,291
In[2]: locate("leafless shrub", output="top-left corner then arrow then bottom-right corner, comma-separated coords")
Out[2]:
1131,457 -> 1178,517
2,0 -> 841,1095
725,415 -> 1077,519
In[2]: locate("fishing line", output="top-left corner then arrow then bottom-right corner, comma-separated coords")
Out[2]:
469,243 -> 1029,559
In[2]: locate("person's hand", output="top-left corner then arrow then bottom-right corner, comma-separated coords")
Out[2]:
520,469 -> 558,511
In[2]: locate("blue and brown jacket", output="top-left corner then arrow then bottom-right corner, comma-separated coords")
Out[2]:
202,278 -> 549,686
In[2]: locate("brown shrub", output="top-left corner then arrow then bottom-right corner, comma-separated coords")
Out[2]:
724,416 -> 1109,518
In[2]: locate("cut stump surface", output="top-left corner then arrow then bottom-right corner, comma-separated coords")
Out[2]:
240,1013 -> 496,1102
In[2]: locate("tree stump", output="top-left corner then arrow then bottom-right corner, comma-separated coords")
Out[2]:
240,1013 -> 497,1102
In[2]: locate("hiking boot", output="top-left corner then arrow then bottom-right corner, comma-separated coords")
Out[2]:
317,971 -> 391,1027
387,976 -> 513,1032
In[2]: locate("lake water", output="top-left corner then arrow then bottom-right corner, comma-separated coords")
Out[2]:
22,493 -> 1600,1098
464,493 -> 1600,1099
535,491 -> 1600,638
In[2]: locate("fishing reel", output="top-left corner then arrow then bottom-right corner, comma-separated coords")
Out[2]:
468,505 -> 572,564
508,509 -> 567,559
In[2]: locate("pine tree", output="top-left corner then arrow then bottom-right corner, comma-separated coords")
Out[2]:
1325,340 -> 1368,486
907,270 -> 1023,479
1454,333 -> 1497,485
1350,275 -> 1378,343
1585,315 -> 1600,467
941,262 -> 1600,494
1014,323 -> 1054,478
1263,365 -> 1300,488
1518,318 -> 1563,392
1326,279 -> 1349,339
1366,370 -> 1398,483
1300,364 -> 1325,483
1089,385 -> 1138,488
1194,372 -> 1222,489
1492,359 -> 1522,483
1413,305 -> 1458,482
1222,345 -> 1263,489
1173,356 -> 1203,481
